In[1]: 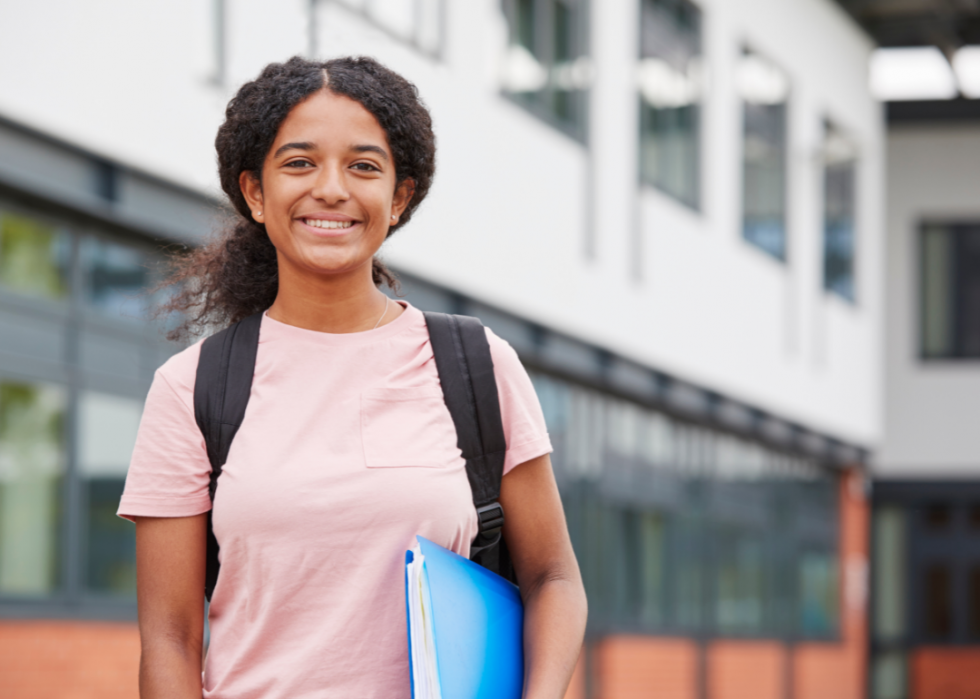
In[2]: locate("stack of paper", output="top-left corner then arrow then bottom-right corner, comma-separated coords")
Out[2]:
405,537 -> 524,699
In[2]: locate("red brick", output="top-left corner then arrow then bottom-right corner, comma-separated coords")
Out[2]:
595,635 -> 698,699
0,621 -> 140,699
912,648 -> 980,699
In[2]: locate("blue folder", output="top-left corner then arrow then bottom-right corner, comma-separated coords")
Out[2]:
405,536 -> 524,699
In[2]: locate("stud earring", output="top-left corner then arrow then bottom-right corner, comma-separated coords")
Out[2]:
391,215 -> 397,222
255,211 -> 262,218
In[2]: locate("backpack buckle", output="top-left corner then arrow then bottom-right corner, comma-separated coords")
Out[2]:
476,502 -> 505,536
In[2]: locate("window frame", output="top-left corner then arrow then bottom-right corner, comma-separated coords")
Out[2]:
821,119 -> 859,304
637,0 -> 704,211
919,221 -> 980,360
738,46 -> 791,263
0,201 -> 172,620
499,0 -> 591,143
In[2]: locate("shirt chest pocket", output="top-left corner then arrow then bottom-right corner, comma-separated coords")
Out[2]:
360,386 -> 462,468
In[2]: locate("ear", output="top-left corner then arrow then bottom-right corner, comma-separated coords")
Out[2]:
239,171 -> 265,224
389,178 -> 416,226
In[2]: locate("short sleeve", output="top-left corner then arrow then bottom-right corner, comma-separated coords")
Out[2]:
485,328 -> 553,475
117,342 -> 213,521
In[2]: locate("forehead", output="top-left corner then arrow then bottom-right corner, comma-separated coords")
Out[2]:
270,90 -> 389,154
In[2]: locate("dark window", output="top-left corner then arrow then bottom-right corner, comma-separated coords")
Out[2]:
501,0 -> 589,139
740,49 -> 789,260
924,563 -> 953,639
78,391 -> 143,596
970,565 -> 980,639
823,121 -> 857,301
80,237 -> 153,321
925,503 -> 952,531
638,0 -> 702,209
921,223 -> 980,358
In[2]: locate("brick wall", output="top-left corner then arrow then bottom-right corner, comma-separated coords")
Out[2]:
0,621 -> 140,699
912,648 -> 980,699
594,636 -> 699,699
588,468 -> 869,699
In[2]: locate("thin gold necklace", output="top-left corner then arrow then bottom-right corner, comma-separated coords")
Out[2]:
372,296 -> 390,330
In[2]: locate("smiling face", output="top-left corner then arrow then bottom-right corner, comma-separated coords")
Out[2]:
240,89 -> 414,284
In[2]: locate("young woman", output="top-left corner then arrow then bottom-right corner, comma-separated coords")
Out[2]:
118,56 -> 587,699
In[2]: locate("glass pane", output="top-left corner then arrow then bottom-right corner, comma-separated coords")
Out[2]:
799,550 -> 839,637
873,507 -> 907,640
0,381 -> 66,596
502,0 -> 586,134
550,1 -> 573,121
714,528 -> 765,634
81,237 -> 152,321
922,226 -> 953,357
638,511 -> 665,626
970,564 -> 980,640
739,50 -> 789,260
925,503 -> 951,531
824,129 -> 856,301
79,392 -> 142,596
672,511 -> 703,630
715,528 -> 764,633
0,210 -> 69,300
924,562 -> 953,639
872,651 -> 907,699
638,0 -> 702,208
955,227 -> 980,356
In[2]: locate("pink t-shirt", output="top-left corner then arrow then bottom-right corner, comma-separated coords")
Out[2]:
118,302 -> 552,699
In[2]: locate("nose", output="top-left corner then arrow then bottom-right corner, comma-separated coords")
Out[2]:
310,161 -> 350,205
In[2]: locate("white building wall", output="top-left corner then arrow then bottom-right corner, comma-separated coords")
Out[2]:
0,0 -> 884,449
876,124 -> 980,477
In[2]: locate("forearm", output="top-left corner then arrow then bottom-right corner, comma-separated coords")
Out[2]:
521,575 -> 588,699
139,637 -> 204,699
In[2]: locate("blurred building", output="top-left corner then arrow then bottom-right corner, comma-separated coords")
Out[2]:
0,1 -> 881,698
835,2 -> 980,699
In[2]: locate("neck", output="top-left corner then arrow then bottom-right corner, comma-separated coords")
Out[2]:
266,256 -> 396,333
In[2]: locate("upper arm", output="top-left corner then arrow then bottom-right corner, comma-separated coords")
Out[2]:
135,514 -> 207,655
498,454 -> 582,598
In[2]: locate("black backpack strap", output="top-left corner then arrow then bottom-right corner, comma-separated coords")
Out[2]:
423,312 -> 514,582
193,312 -> 263,601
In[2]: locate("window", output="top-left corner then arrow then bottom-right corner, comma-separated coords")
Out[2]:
0,209 -> 70,300
714,527 -> 766,634
80,236 -> 153,322
500,0 -> 590,139
638,0 -> 702,209
921,223 -> 980,358
823,121 -> 857,301
739,49 -> 789,260
529,370 -> 840,640
334,0 -> 443,57
0,381 -> 67,597
79,391 -> 142,596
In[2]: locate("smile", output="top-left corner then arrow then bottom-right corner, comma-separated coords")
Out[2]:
303,218 -> 356,229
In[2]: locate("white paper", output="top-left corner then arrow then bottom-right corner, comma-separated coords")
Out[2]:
407,543 -> 442,699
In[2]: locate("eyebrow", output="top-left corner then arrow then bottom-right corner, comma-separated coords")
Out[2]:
351,144 -> 389,162
273,141 -> 315,159
272,141 -> 390,162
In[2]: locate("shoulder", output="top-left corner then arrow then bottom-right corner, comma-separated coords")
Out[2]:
483,326 -> 525,376
151,337 -> 205,402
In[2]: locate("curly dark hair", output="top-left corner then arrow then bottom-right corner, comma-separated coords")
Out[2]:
159,56 -> 436,340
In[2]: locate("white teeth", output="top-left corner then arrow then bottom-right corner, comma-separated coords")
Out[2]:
305,219 -> 354,229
